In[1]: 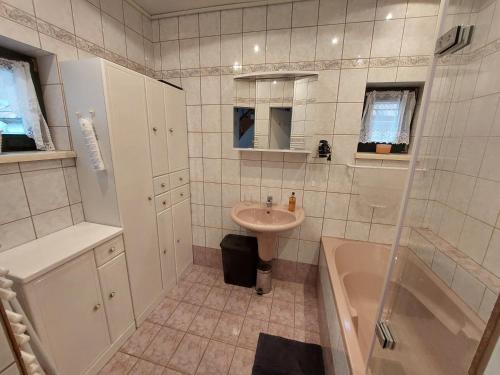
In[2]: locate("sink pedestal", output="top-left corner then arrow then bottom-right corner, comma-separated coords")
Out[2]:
256,232 -> 278,262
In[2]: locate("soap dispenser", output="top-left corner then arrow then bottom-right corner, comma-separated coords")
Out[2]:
288,192 -> 296,212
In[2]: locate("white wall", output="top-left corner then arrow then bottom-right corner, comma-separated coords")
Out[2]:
154,0 -> 439,269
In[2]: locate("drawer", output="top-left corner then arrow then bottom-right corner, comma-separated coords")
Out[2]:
169,169 -> 189,190
171,184 -> 190,205
94,235 -> 124,267
155,192 -> 171,212
153,175 -> 170,195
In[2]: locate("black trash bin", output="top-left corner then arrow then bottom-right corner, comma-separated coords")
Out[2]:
220,234 -> 258,287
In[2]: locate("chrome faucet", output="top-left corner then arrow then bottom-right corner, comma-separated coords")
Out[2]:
266,195 -> 273,208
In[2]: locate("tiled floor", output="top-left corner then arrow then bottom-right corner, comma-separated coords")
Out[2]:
98,265 -> 320,375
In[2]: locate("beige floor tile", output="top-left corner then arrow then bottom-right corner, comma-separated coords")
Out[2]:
167,281 -> 194,301
212,312 -> 244,345
224,290 -> 251,316
196,270 -> 218,286
129,359 -> 166,375
169,333 -> 209,375
267,322 -> 295,340
246,295 -> 272,321
183,283 -> 212,305
121,321 -> 161,357
164,369 -> 184,375
98,352 -> 137,375
188,307 -> 221,338
148,298 -> 179,325
142,327 -> 185,366
237,317 -> 268,350
228,347 -> 255,375
294,303 -> 319,332
166,302 -> 200,331
294,328 -> 321,345
269,299 -> 295,327
272,281 -> 296,302
203,287 -> 231,310
213,275 -> 233,290
196,340 -> 236,375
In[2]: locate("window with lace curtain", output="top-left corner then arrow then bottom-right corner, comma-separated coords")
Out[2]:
357,89 -> 417,154
0,47 -> 53,152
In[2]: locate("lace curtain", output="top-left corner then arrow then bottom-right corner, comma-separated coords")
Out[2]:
0,58 -> 54,150
359,90 -> 416,144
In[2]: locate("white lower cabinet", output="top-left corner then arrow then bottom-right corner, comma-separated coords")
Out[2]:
29,252 -> 110,375
172,199 -> 193,279
157,209 -> 177,290
18,235 -> 134,375
98,254 -> 134,342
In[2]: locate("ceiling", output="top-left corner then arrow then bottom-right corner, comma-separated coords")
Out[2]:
133,0 -> 285,16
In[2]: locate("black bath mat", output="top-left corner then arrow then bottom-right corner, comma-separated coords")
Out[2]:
252,333 -> 325,375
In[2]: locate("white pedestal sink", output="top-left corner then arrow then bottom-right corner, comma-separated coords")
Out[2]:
231,202 -> 305,262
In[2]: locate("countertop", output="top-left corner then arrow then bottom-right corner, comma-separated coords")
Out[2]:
0,222 -> 122,284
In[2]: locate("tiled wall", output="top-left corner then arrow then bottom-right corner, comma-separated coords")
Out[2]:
407,0 -> 500,321
0,0 -> 156,252
154,0 -> 439,272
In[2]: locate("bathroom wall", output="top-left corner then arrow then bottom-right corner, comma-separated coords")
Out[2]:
407,0 -> 500,321
0,0 -> 155,252
154,0 -> 440,279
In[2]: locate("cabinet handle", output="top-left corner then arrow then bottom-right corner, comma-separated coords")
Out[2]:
163,249 -> 167,254
180,193 -> 184,197
179,177 -> 183,181
109,292 -> 116,299
148,196 -> 152,201
161,183 -> 166,188
169,128 -> 174,133
162,200 -> 167,205
93,303 -> 101,311
108,247 -> 116,254
152,127 -> 158,132
176,239 -> 180,243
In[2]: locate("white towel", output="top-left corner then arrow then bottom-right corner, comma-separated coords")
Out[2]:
79,117 -> 105,171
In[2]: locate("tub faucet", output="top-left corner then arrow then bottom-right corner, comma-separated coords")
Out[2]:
266,195 -> 273,208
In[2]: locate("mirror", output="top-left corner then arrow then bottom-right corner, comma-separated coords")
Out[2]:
233,75 -> 316,151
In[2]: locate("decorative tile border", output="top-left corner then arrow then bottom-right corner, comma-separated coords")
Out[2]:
0,1 -> 154,78
413,227 -> 500,293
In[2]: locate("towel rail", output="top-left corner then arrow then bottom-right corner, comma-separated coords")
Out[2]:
347,163 -> 427,172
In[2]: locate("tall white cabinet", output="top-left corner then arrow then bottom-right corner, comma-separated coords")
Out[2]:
61,59 -> 192,322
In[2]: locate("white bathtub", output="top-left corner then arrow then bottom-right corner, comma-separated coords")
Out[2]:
318,236 -> 485,375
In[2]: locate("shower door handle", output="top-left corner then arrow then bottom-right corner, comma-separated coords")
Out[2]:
375,321 -> 395,350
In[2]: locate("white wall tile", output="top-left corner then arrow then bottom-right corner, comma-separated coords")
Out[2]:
342,22 -> 373,58
400,16 -> 437,56
33,0 -> 74,32
159,17 -> 179,41
200,36 -> 221,68
243,32 -> 266,65
290,27 -> 317,62
318,0 -> 347,25
371,19 -> 404,57
201,76 -> 220,105
483,229 -> 500,277
347,0 -> 377,22
221,34 -> 243,66
451,266 -> 485,310
161,40 -> 180,70
221,9 -> 242,34
266,29 -> 291,63
458,216 -> 493,263
0,174 -> 30,225
292,0 -> 319,27
72,0 -> 104,47
179,14 -> 199,39
103,13 -> 127,56
0,218 -> 36,252
267,3 -> 292,29
179,38 -> 200,69
243,6 -> 267,32
123,2 -> 142,34
32,206 -> 72,238
199,11 -> 220,37
315,24 -> 344,60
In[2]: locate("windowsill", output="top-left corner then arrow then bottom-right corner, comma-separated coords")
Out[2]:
355,152 -> 411,161
0,150 -> 76,164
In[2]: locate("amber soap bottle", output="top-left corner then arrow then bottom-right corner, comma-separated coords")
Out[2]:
288,192 -> 296,212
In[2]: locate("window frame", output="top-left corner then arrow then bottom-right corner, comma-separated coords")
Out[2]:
357,86 -> 420,154
0,47 -> 47,152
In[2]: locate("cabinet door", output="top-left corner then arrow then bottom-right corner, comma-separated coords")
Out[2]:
104,63 -> 162,320
31,252 -> 109,375
157,209 -> 177,291
98,254 -> 134,342
145,79 -> 169,177
172,199 -> 193,279
165,85 -> 189,172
